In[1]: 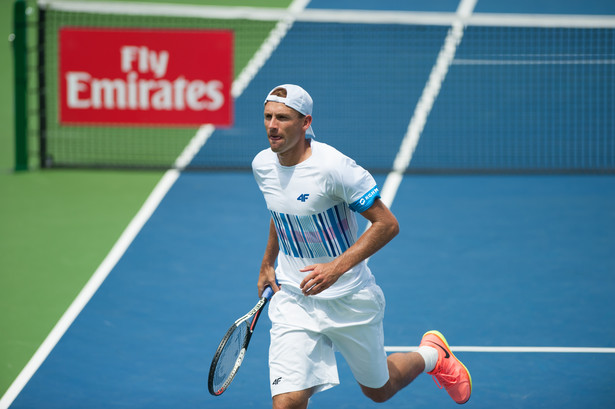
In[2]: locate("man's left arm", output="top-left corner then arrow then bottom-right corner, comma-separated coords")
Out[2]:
299,198 -> 399,296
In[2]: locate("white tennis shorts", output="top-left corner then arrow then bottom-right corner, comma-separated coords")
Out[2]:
268,282 -> 389,397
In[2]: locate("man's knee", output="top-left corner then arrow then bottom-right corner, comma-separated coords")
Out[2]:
360,382 -> 393,403
272,388 -> 313,409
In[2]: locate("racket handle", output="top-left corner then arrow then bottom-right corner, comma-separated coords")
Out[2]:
262,286 -> 274,300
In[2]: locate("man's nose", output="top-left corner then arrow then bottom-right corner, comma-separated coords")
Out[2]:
267,117 -> 278,129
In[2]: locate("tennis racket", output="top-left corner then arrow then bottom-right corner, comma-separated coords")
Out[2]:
208,286 -> 274,396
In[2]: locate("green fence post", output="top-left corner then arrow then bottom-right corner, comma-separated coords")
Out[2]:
13,0 -> 28,171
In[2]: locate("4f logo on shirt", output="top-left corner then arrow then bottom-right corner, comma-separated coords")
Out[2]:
297,193 -> 310,202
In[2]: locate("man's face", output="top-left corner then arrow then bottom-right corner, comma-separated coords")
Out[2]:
264,102 -> 309,156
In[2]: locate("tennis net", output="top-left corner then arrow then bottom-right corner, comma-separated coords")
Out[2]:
18,1 -> 615,172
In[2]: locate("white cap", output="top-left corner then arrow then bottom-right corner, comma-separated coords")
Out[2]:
264,84 -> 315,138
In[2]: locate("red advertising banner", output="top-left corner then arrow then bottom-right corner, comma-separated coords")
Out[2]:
59,28 -> 233,126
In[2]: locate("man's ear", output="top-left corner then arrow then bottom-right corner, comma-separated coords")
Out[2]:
304,115 -> 312,130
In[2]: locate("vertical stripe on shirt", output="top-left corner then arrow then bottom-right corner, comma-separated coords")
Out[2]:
271,203 -> 355,258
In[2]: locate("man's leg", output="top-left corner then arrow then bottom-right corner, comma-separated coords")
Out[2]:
360,332 -> 472,404
359,351 -> 425,403
272,388 -> 315,409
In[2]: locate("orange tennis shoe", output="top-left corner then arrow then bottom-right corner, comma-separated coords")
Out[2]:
419,330 -> 472,404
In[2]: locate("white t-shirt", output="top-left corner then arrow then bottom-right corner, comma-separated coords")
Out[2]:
252,140 -> 381,299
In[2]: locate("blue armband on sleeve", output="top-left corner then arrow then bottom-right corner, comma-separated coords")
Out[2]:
349,186 -> 381,212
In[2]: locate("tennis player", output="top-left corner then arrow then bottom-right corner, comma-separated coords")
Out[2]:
252,84 -> 471,408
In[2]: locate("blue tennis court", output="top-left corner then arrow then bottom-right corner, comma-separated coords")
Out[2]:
4,0 -> 615,408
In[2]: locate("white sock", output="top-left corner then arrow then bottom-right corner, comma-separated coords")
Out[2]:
416,346 -> 439,373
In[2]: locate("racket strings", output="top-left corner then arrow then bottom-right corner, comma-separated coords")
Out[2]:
212,321 -> 249,391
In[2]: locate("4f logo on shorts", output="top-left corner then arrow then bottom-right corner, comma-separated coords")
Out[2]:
297,193 -> 310,202
272,377 -> 283,385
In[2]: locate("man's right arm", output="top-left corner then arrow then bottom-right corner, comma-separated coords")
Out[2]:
258,218 -> 280,297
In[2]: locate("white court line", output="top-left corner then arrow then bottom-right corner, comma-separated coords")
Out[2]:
376,0 -> 615,362
377,0 -> 615,363
379,0 -> 477,208
0,2 -> 309,408
453,59 -> 615,65
0,169 -> 180,409
385,346 -> 615,354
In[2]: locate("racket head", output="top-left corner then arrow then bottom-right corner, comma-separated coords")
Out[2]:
208,319 -> 250,396
207,286 -> 274,396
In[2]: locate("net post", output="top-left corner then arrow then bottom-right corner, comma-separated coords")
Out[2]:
12,0 -> 28,171
37,3 -> 49,168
